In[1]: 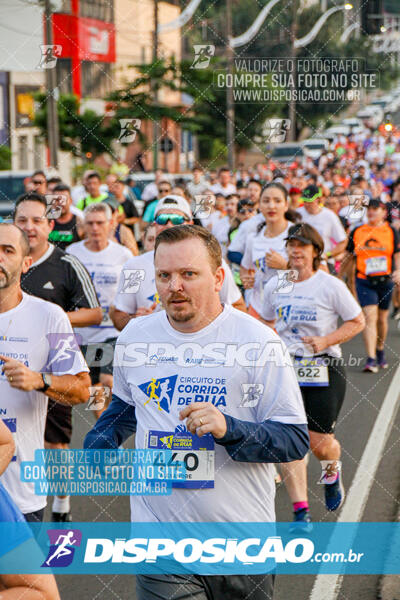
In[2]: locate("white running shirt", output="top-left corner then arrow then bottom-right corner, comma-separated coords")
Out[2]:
67,240 -> 132,343
0,294 -> 88,513
261,270 -> 362,358
241,225 -> 290,314
113,305 -> 306,522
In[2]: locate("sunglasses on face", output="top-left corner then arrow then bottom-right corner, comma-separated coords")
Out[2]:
238,207 -> 255,214
154,214 -> 189,225
32,180 -> 45,185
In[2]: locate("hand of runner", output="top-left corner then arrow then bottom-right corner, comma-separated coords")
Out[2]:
265,250 -> 287,269
301,336 -> 328,355
241,269 -> 255,289
179,403 -> 227,439
134,303 -> 157,317
0,355 -> 43,392
392,270 -> 400,286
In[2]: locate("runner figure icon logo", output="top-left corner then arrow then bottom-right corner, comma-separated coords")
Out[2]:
121,269 -> 146,293
274,270 -> 298,294
38,45 -> 62,70
265,119 -> 291,143
191,45 -> 215,69
118,119 -> 141,144
45,333 -> 81,373
42,529 -> 82,568
240,383 -> 265,408
139,375 -> 178,413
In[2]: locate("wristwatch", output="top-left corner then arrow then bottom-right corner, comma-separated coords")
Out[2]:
39,373 -> 52,392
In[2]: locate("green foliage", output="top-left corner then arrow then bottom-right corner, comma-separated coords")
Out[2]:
33,92 -> 116,158
0,145 -> 11,171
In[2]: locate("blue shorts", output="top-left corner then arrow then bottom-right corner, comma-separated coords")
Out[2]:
355,277 -> 394,310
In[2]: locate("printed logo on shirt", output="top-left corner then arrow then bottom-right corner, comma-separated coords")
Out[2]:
277,305 -> 292,323
42,529 -> 82,568
138,375 -> 178,413
45,333 -> 82,374
148,292 -> 161,305
276,305 -> 317,323
254,257 -> 267,273
43,281 -> 55,290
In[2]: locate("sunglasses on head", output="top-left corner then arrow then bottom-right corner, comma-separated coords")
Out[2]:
154,213 -> 189,225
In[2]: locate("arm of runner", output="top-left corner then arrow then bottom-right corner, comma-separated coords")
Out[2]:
111,308 -> 133,331
84,394 -> 137,449
67,307 -> 103,327
232,296 -> 247,313
0,420 -> 15,476
327,239 -> 347,259
179,403 -> 309,463
120,224 -> 139,256
0,357 -> 90,406
0,573 -> 60,600
302,313 -> 364,354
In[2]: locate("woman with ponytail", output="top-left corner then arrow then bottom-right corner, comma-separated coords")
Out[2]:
240,182 -> 300,318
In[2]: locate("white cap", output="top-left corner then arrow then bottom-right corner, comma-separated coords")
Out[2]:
154,195 -> 192,220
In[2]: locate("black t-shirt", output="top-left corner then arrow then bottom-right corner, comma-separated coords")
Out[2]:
21,245 -> 99,312
120,199 -> 139,232
48,215 -> 81,251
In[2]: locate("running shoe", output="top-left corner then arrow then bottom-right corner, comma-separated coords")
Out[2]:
324,472 -> 345,511
289,509 -> 313,534
363,357 -> 378,373
376,350 -> 388,369
52,511 -> 72,522
394,308 -> 400,321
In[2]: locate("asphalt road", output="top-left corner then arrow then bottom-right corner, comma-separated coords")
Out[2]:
46,319 -> 400,600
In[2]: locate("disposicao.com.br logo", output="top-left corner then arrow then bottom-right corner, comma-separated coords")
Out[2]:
83,536 -> 313,564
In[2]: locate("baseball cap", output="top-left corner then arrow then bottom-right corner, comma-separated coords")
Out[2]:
300,185 -> 322,203
154,195 -> 192,220
368,198 -> 385,208
284,223 -> 313,245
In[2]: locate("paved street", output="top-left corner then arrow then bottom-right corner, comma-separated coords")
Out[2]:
48,320 -> 400,600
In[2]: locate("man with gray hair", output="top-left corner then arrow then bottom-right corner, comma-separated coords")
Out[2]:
66,203 -> 132,416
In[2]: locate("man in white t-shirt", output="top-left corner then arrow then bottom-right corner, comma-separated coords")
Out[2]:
85,224 -> 308,600
0,224 -> 90,522
67,203 -> 132,413
111,195 -> 246,332
297,185 -> 347,266
210,167 -> 237,197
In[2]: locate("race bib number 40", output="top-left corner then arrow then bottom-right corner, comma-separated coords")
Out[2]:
146,429 -> 215,489
294,358 -> 329,387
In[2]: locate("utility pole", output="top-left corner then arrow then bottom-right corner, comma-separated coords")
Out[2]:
226,0 -> 235,171
44,0 -> 59,169
152,0 -> 160,170
288,0 -> 299,142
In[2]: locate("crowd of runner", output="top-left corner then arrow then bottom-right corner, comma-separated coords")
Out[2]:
1,123 -> 400,597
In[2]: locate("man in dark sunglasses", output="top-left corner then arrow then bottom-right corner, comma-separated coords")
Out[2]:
142,180 -> 173,224
30,170 -> 47,195
111,196 -> 246,331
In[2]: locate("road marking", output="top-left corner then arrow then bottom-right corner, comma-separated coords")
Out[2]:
309,361 -> 400,600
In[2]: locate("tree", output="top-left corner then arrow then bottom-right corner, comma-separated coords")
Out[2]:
33,93 -> 117,159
